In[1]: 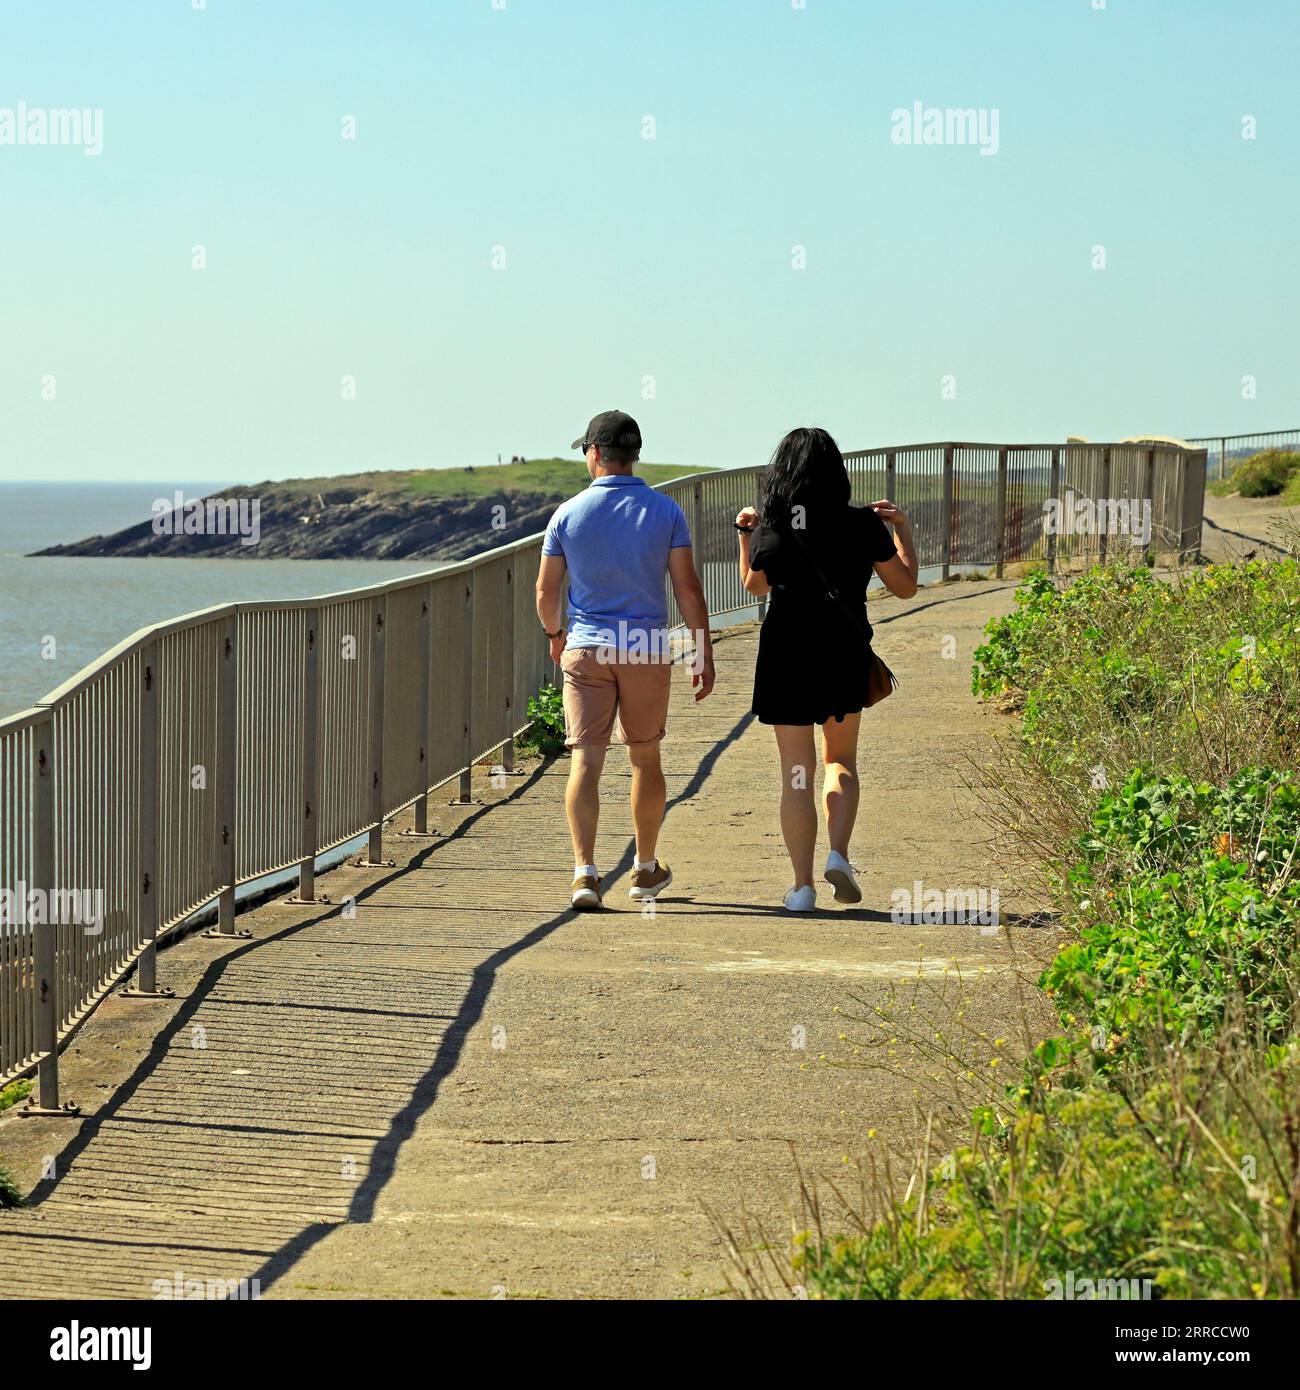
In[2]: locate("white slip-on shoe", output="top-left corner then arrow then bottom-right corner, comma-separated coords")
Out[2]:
783,884 -> 817,913
824,851 -> 862,904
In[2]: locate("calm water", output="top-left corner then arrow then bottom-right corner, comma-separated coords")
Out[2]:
0,483 -> 438,719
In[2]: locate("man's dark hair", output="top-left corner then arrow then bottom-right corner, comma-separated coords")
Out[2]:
599,444 -> 640,468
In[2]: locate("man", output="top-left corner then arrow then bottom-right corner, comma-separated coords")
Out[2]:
536,409 -> 715,910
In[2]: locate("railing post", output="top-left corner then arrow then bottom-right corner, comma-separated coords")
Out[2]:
26,714 -> 77,1115
205,614 -> 247,939
500,563 -> 516,774
1142,448 -> 1157,568
123,643 -> 171,998
994,447 -> 1008,578
693,479 -> 704,621
295,609 -> 320,899
885,450 -> 896,502
941,446 -> 954,580
1219,436 -> 1226,482
457,571 -> 475,804
1098,446 -> 1112,565
413,585 -> 434,830
363,595 -> 391,866
1047,448 -> 1061,574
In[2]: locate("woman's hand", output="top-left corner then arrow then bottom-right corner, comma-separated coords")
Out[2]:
871,499 -> 910,531
735,506 -> 759,533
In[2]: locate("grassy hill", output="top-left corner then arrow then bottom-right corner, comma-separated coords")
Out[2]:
269,458 -> 707,502
33,459 -> 712,562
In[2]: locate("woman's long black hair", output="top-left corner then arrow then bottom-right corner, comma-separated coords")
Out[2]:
757,426 -> 851,534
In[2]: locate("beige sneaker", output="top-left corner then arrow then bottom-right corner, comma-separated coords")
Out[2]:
571,874 -> 603,911
629,861 -> 673,901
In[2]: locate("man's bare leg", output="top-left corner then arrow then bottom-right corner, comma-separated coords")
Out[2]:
627,742 -> 666,864
566,745 -> 606,868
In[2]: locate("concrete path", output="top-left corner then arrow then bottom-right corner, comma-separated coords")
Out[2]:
0,578 -> 1056,1300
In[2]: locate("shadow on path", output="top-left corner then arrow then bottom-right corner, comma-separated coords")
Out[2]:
248,707 -> 755,1293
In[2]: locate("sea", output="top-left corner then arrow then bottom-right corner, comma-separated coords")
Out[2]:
0,482 -> 438,720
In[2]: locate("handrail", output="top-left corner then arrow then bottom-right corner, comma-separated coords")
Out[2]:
0,439 -> 1209,1109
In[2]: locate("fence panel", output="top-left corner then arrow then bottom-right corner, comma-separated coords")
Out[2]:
427,568 -> 471,789
470,554 -> 511,765
0,714 -> 40,1084
382,584 -> 429,814
511,543 -> 548,742
236,608 -> 307,882
1005,446 -> 1054,567
50,656 -> 142,1040
1187,429 -> 1300,481
315,598 -> 374,853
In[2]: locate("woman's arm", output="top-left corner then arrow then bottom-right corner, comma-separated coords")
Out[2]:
735,506 -> 771,596
870,500 -> 919,599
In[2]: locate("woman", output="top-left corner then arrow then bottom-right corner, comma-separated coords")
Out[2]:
736,428 -> 918,912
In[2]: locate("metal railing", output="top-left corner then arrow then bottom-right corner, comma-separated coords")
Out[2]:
0,440 -> 1206,1110
1186,429 -> 1300,482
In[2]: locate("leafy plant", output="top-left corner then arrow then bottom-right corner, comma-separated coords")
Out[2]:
0,1158 -> 21,1208
1231,449 -> 1300,499
0,1078 -> 33,1114
515,683 -> 566,756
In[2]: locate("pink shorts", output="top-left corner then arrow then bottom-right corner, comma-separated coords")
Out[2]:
560,646 -> 673,749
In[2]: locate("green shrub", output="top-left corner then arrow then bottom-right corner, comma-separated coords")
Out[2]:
802,1044 -> 1300,1300
1043,767 -> 1300,1059
971,559 -> 1300,789
0,1159 -> 21,1208
515,683 -> 566,756
1232,449 -> 1300,498
0,1078 -> 33,1114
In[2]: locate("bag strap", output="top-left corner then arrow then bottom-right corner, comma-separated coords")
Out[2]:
783,523 -> 874,645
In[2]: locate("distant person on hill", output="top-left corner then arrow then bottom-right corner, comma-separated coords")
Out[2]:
735,427 -> 918,912
536,410 -> 715,910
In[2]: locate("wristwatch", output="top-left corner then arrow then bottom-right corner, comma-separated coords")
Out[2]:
543,627 -> 565,639
734,523 -> 754,534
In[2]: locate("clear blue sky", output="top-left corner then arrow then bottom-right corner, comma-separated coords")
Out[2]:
1,0 -> 1296,482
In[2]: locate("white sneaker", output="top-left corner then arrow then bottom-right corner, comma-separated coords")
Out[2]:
783,884 -> 817,913
824,851 -> 862,904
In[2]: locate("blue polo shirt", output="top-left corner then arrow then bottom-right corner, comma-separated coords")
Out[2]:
541,474 -> 692,651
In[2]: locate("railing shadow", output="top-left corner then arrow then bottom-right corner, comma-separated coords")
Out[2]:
235,705 -> 753,1292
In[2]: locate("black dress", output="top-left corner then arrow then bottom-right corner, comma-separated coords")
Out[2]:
748,506 -> 898,726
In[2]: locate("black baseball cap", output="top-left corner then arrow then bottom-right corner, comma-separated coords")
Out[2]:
571,410 -> 643,453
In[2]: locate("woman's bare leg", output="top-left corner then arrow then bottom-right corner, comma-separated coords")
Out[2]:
820,712 -> 861,857
774,724 -> 818,888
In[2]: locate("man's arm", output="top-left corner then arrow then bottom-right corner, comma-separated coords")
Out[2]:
535,553 -> 568,664
667,546 -> 715,701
